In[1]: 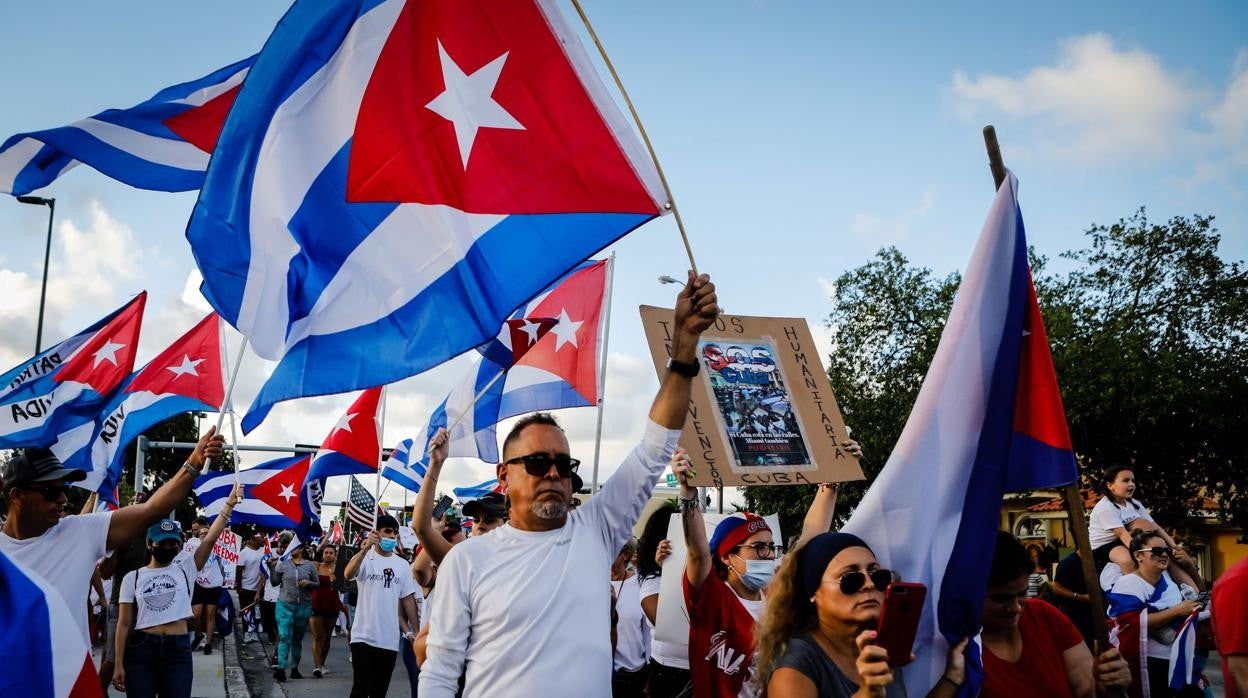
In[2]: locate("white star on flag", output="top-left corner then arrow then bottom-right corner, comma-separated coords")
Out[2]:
166,354 -> 204,379
332,412 -> 357,435
278,484 -> 297,503
92,340 -> 125,368
551,309 -> 583,351
519,319 -> 544,346
426,39 -> 525,169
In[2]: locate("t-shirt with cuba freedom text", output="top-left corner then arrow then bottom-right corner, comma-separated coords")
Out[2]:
119,552 -> 200,631
351,549 -> 420,651
0,510 -> 112,643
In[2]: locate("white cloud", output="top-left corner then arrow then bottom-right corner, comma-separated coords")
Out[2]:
180,269 -> 214,314
1204,49 -> 1248,167
951,34 -> 1212,164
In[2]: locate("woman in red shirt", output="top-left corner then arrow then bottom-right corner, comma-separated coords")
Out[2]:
980,532 -> 1131,697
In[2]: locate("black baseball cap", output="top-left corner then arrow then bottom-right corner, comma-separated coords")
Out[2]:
1,448 -> 86,490
462,492 -> 507,520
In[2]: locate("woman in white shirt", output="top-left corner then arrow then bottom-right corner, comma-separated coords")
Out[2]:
611,536 -> 650,696
112,483 -> 240,697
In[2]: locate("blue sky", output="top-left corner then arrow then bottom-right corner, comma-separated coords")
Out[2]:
1,1 -> 1244,507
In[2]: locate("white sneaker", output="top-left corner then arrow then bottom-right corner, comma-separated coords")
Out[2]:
320,668 -> 332,676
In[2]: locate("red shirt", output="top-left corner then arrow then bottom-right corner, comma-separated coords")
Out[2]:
1212,557 -> 1248,697
684,572 -> 760,697
982,599 -> 1084,698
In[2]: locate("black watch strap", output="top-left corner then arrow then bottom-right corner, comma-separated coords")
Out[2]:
666,357 -> 700,378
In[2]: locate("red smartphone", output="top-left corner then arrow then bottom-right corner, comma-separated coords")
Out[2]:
874,582 -> 927,667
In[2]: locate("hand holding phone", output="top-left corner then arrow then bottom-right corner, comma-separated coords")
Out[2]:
432,495 -> 453,520
874,582 -> 927,667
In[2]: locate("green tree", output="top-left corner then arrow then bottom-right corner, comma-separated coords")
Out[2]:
745,211 -> 1248,538
115,412 -> 235,526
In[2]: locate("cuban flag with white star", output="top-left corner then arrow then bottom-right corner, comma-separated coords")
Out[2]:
195,454 -> 313,529
56,312 -> 226,502
1,57 -> 253,196
186,0 -> 666,435
302,388 -> 383,521
0,293 -> 146,450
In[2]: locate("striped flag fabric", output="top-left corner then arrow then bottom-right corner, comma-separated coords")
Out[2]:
1,57 -> 253,196
186,0 -> 665,434
193,454 -> 312,529
453,479 -> 502,505
347,476 -> 382,530
843,172 -> 1079,695
0,551 -> 101,698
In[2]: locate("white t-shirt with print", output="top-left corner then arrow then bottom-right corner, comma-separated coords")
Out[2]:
120,552 -> 199,630
183,536 -> 226,587
237,547 -> 264,591
640,574 -> 688,669
0,511 -> 112,642
1088,496 -> 1155,547
351,550 -> 418,651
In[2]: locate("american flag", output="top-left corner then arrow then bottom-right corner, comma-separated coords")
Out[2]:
347,476 -> 382,530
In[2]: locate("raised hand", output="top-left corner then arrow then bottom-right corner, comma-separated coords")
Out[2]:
673,271 -> 719,338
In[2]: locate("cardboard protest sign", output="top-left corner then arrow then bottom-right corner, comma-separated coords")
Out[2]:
653,513 -> 781,647
640,307 -> 864,487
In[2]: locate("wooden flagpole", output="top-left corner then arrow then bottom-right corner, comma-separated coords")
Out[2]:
589,252 -> 617,494
569,0 -> 698,274
983,125 -> 1111,653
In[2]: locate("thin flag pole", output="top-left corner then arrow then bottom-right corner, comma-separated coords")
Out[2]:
373,385 -> 388,529
589,253 -> 617,494
569,0 -> 698,274
208,332 -> 248,472
982,124 -> 1112,657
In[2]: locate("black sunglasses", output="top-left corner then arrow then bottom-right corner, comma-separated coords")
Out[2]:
1142,546 -> 1174,558
833,568 -> 896,595
23,483 -> 71,501
732,542 -> 784,559
504,452 -> 580,478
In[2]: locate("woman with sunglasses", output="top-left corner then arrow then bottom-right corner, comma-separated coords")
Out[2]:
112,482 -> 241,698
754,532 -> 967,697
1107,530 -> 1206,696
979,532 -> 1130,698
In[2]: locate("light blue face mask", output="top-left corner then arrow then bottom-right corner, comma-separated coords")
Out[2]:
737,558 -> 776,591
378,537 -> 398,553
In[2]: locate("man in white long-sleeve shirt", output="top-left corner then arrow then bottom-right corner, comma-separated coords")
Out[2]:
419,272 -> 719,698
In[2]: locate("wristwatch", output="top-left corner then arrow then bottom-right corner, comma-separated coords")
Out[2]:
666,357 -> 700,378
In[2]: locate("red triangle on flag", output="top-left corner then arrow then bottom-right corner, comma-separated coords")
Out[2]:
162,85 -> 241,154
251,455 -> 313,524
502,317 -> 558,365
55,292 -> 147,394
346,0 -> 659,215
517,261 -> 607,403
126,313 -> 225,407
320,388 -> 383,467
1012,276 -> 1073,450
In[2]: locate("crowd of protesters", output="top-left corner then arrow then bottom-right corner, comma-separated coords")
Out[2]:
1,274 -> 1245,697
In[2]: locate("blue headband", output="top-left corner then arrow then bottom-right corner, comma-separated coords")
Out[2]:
798,532 -> 872,599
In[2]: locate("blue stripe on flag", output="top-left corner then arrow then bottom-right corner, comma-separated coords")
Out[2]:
0,553 -> 56,698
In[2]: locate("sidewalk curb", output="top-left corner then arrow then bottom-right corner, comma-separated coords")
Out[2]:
225,592 -> 284,698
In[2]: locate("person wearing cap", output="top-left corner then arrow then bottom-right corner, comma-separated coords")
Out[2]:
344,513 -> 423,698
112,481 -> 241,697
419,272 -> 719,698
0,428 -> 224,644
461,492 -> 507,535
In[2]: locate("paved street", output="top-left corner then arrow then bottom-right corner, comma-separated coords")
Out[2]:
241,629 -> 415,698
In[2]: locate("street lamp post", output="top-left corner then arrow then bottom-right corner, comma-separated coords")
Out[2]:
16,195 -> 56,354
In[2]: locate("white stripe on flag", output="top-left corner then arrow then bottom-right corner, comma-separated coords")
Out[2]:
71,117 -> 210,170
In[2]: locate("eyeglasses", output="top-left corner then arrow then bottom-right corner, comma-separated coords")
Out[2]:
1143,546 -> 1174,558
732,542 -> 783,559
504,452 -> 580,478
829,568 -> 896,595
23,483 -> 71,501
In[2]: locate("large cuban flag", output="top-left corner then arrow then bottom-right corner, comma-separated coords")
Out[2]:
57,313 -> 226,502
0,552 -> 101,698
0,57 -> 253,196
382,313 -> 559,492
453,478 -> 502,504
0,294 -> 146,449
185,0 -> 666,434
843,173 -> 1079,695
195,454 -> 313,529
